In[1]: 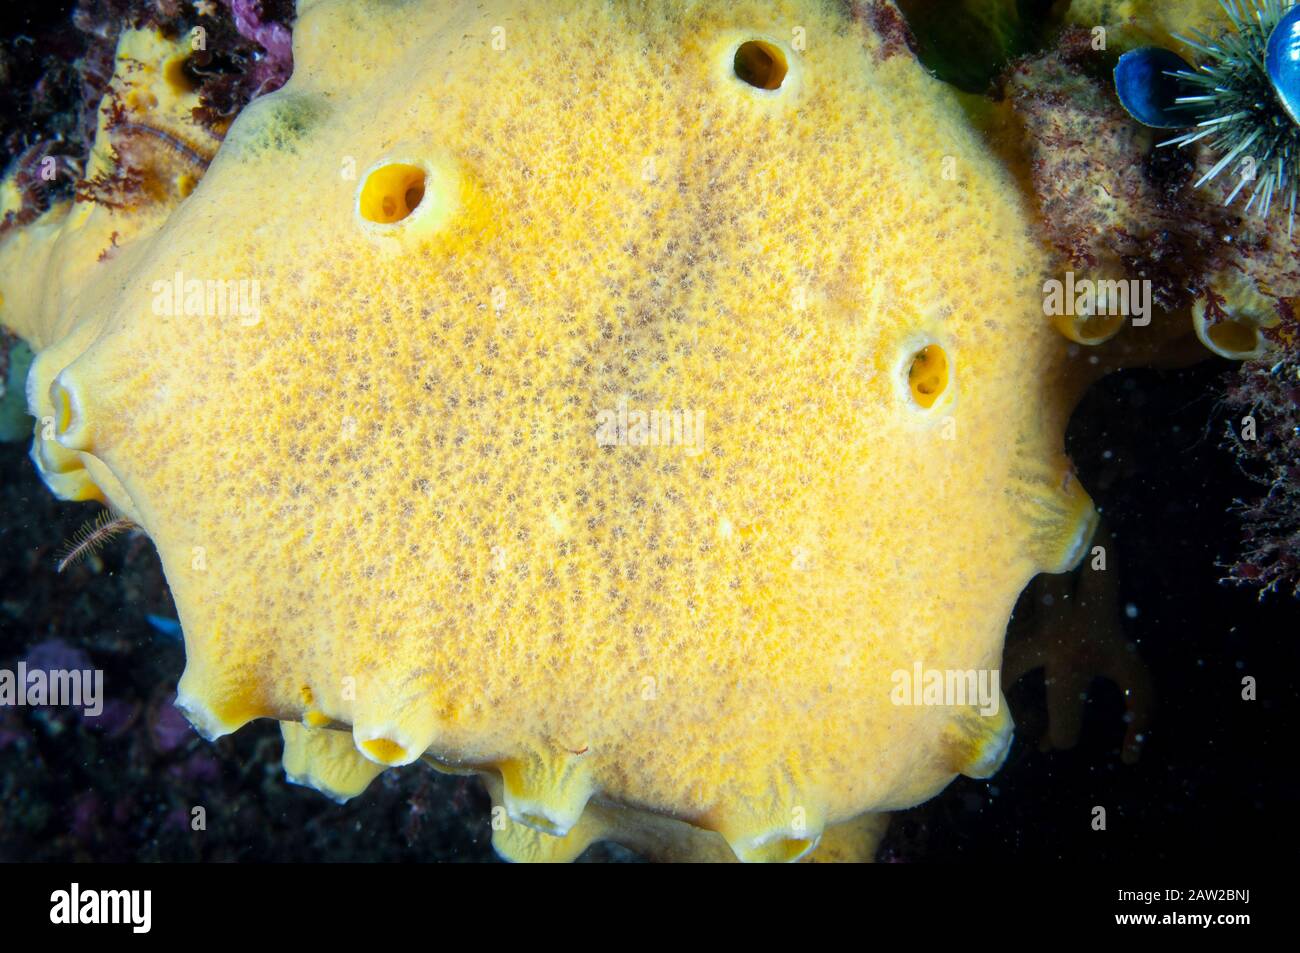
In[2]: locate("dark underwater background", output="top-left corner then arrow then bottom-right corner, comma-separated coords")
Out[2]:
0,0 -> 1296,863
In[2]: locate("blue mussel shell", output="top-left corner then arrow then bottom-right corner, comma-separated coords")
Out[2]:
1114,46 -> 1198,129
1266,4 -> 1300,125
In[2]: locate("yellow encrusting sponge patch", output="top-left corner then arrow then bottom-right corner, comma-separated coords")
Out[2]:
0,0 -> 1104,861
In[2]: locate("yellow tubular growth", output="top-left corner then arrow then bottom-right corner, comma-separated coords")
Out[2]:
1192,271 -> 1280,361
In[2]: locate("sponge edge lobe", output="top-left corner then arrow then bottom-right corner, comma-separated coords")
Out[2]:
945,701 -> 1015,779
282,722 -> 387,803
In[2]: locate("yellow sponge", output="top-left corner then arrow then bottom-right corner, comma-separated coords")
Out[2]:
2,0 -> 1106,860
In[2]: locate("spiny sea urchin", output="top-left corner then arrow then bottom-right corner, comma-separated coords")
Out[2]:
1116,0 -> 1300,234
